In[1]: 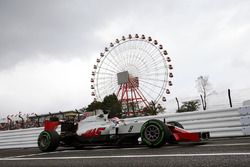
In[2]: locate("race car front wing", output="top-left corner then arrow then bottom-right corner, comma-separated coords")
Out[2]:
169,126 -> 210,142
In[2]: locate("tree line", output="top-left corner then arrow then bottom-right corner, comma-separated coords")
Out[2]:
85,93 -> 165,118
86,75 -> 234,115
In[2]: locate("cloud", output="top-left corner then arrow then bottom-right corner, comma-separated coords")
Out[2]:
0,55 -> 94,116
0,0 -> 127,69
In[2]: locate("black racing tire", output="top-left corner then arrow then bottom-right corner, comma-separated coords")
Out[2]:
167,121 -> 184,129
38,130 -> 60,152
166,121 -> 184,144
141,119 -> 172,148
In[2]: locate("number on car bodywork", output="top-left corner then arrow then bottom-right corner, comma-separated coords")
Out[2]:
128,126 -> 134,132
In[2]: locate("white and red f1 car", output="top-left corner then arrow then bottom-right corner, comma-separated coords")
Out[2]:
38,114 -> 210,152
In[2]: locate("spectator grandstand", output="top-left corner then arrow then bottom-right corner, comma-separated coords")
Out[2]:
0,110 -> 91,131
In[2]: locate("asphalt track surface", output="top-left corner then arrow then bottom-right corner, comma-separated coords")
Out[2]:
0,137 -> 250,167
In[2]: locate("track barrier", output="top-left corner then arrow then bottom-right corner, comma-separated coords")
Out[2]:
0,106 -> 250,149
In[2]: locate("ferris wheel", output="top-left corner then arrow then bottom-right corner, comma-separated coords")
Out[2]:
91,34 -> 173,111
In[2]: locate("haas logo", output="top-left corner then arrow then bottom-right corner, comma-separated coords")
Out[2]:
83,127 -> 105,137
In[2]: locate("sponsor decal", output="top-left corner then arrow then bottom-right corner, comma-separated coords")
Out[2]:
82,127 -> 105,137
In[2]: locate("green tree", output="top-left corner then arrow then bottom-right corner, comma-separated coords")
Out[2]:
101,93 -> 122,118
86,94 -> 122,117
143,101 -> 166,115
176,100 -> 200,113
156,103 -> 165,114
109,101 -> 122,118
86,101 -> 102,115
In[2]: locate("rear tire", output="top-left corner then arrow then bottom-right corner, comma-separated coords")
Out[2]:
38,130 -> 60,152
141,119 -> 171,148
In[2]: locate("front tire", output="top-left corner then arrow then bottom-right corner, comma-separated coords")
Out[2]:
38,130 -> 60,152
141,119 -> 171,148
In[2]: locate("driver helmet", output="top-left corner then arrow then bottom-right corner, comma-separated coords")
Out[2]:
111,117 -> 120,124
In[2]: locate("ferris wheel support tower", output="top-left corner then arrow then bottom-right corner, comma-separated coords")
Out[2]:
117,71 -> 149,114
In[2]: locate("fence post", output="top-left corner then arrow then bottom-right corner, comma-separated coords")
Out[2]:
228,89 -> 233,108
175,97 -> 180,111
200,94 -> 205,110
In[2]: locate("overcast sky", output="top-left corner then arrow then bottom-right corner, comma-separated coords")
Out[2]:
0,0 -> 250,117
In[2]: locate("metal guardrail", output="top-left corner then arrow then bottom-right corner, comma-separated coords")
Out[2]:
0,127 -> 42,149
0,106 -> 250,149
125,106 -> 250,138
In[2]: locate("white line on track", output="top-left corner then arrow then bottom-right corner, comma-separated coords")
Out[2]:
9,147 -> 147,158
1,153 -> 250,161
4,142 -> 250,159
10,151 -> 67,158
200,143 -> 250,147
